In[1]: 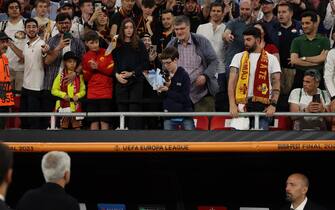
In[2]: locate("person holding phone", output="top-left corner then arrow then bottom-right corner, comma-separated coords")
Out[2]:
288,69 -> 331,130
140,32 -> 163,129
140,32 -> 157,66
42,13 -> 86,129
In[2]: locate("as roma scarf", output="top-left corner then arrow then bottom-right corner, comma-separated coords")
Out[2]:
235,50 -> 270,105
60,69 -> 81,111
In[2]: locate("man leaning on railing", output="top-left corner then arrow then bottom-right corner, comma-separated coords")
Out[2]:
289,69 -> 331,131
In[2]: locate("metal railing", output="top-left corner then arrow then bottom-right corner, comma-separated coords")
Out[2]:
0,112 -> 334,130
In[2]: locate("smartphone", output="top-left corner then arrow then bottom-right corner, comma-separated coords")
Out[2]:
150,45 -> 157,52
176,0 -> 183,5
312,94 -> 321,103
63,32 -> 72,40
94,0 -> 102,10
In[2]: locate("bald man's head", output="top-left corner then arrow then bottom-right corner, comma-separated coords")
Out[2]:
239,0 -> 252,21
285,173 -> 309,206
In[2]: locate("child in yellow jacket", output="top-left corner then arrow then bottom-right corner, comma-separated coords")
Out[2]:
51,51 -> 86,129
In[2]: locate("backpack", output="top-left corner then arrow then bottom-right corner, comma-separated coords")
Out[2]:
0,18 -> 26,32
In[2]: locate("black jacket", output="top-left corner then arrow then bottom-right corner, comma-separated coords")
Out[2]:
0,199 -> 11,210
163,67 -> 193,112
16,182 -> 79,210
279,199 -> 328,210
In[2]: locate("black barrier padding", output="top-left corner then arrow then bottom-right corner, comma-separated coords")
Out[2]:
1,130 -> 335,142
5,152 -> 335,210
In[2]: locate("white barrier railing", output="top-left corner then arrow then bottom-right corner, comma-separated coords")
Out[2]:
0,112 -> 334,130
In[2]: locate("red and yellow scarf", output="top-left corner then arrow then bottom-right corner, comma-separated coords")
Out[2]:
235,50 -> 270,105
60,69 -> 81,112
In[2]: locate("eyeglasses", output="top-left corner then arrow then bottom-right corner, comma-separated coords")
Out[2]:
161,60 -> 173,65
123,0 -> 135,4
57,21 -> 71,25
174,26 -> 187,31
8,5 -> 20,10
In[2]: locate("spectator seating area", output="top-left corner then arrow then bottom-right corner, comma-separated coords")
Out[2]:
5,95 -> 294,130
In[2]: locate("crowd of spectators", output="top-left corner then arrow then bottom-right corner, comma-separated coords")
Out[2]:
1,0 -> 335,130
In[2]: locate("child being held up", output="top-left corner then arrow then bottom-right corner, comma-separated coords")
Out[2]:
51,51 -> 86,129
158,47 -> 194,130
82,30 -> 114,130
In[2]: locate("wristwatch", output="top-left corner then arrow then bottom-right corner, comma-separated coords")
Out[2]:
270,101 -> 277,107
301,56 -> 306,61
331,96 -> 335,101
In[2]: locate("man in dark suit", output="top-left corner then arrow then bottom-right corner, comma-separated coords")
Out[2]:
280,173 -> 327,210
0,142 -> 13,210
16,151 -> 79,210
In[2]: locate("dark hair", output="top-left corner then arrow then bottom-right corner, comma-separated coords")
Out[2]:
142,0 -> 155,8
24,18 -> 39,28
277,2 -> 293,12
118,18 -> 140,49
35,0 -> 50,7
5,0 -> 21,14
210,2 -> 224,12
0,143 -> 13,185
243,26 -> 261,39
55,13 -> 72,22
84,30 -> 99,42
160,46 -> 179,60
304,69 -> 321,82
301,10 -> 318,22
253,22 -> 274,44
174,15 -> 190,27
140,32 -> 151,39
162,9 -> 174,16
79,0 -> 93,7
63,51 -> 79,65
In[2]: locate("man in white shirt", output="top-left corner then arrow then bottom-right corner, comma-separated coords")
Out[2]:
280,173 -> 327,210
31,0 -> 60,21
12,18 -> 48,129
228,27 -> 281,130
0,143 -> 13,210
289,69 -> 330,130
1,0 -> 25,93
324,47 -> 335,116
197,2 -> 227,111
33,0 -> 58,41
323,1 -> 335,47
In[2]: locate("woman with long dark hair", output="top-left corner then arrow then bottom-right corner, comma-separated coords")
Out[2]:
112,18 -> 150,129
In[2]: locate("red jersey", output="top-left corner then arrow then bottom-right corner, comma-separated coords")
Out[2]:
82,48 -> 114,99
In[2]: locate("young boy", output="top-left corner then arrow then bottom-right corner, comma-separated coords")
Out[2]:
82,30 -> 114,130
158,46 -> 194,130
51,51 -> 86,129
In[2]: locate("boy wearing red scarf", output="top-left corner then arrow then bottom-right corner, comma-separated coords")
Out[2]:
82,31 -> 114,130
51,51 -> 86,129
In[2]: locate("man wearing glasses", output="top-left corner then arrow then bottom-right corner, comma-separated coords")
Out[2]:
42,13 -> 85,129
